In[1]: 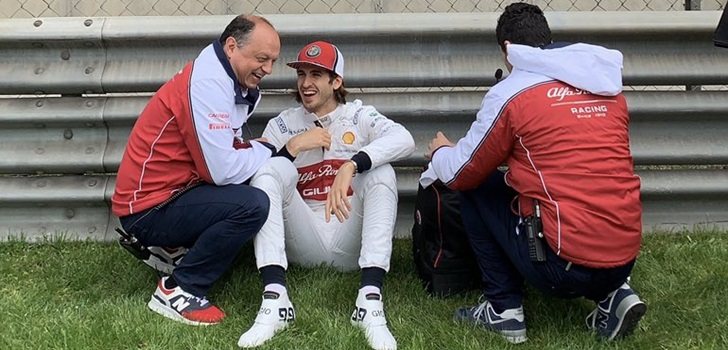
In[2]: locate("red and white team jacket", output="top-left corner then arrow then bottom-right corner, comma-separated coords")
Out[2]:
263,100 -> 415,205
422,43 -> 642,268
112,41 -> 273,217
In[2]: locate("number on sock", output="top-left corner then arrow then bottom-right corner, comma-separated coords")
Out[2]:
278,307 -> 295,322
352,307 -> 367,322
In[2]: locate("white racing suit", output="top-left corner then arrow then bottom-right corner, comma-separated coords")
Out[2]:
251,99 -> 415,271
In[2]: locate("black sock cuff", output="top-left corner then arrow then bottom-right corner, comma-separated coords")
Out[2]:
260,265 -> 287,287
164,275 -> 178,289
360,266 -> 386,289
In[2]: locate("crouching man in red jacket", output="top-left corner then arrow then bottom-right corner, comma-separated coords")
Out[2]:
422,3 -> 646,344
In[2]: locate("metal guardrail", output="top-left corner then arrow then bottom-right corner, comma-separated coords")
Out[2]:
2,168 -> 727,240
1,12 -> 727,241
2,91 -> 728,174
1,11 -> 727,94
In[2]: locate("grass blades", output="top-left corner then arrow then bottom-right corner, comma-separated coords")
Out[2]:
1,233 -> 727,349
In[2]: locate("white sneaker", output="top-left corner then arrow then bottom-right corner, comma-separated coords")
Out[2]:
145,246 -> 187,275
351,291 -> 397,350
237,291 -> 295,348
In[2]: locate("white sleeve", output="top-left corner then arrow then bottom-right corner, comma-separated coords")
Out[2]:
189,78 -> 273,185
357,105 -> 416,168
261,114 -> 292,151
419,165 -> 439,188
428,89 -> 511,190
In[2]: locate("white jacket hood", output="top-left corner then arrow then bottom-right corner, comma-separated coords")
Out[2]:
507,43 -> 624,96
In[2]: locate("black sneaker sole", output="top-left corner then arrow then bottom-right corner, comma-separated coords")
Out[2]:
612,302 -> 647,340
453,308 -> 527,344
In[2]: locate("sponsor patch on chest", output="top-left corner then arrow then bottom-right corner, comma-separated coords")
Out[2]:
342,131 -> 356,145
296,159 -> 354,201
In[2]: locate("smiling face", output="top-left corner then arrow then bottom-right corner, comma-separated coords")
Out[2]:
296,64 -> 342,116
224,21 -> 280,89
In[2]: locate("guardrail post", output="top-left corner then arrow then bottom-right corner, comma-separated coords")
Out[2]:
686,0 -> 702,91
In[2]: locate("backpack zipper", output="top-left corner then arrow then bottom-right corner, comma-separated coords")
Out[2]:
433,185 -> 444,268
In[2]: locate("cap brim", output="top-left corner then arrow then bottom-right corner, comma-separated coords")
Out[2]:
286,61 -> 339,76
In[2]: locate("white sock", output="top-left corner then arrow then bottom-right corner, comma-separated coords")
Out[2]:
264,283 -> 287,296
238,287 -> 294,348
360,285 -> 381,298
352,288 -> 397,350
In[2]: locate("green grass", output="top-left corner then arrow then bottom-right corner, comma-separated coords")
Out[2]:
1,233 -> 727,350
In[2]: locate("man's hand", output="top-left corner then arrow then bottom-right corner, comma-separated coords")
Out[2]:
234,137 -> 269,149
325,161 -> 356,223
287,128 -> 331,157
425,131 -> 454,160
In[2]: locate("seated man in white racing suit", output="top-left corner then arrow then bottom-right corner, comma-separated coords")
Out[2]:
237,41 -> 415,350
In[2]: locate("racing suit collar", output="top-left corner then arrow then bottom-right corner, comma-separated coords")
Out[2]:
212,40 -> 260,106
304,103 -> 344,128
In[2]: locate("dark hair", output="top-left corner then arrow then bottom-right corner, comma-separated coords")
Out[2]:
496,3 -> 552,52
219,15 -> 275,47
292,72 -> 348,104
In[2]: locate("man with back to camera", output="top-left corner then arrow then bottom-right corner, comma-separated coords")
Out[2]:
237,41 -> 415,350
421,3 -> 646,344
111,15 -> 280,325
715,5 -> 728,47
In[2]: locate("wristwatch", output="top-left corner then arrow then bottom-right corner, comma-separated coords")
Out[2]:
346,159 -> 358,176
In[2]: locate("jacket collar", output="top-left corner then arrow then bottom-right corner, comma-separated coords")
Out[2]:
213,40 -> 260,106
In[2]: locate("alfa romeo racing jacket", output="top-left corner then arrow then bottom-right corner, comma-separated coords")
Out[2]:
112,41 -> 273,217
263,100 -> 415,205
422,43 -> 642,268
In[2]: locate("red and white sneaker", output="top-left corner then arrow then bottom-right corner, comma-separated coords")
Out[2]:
147,276 -> 225,326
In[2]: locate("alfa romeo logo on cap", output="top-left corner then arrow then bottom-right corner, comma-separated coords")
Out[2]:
306,45 -> 321,58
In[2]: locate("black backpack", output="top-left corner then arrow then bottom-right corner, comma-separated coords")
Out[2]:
411,179 -> 481,297
715,6 -> 728,48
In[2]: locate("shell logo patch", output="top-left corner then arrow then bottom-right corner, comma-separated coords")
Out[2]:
342,131 -> 356,145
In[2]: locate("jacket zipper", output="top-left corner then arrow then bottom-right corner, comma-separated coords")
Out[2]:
153,181 -> 202,210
